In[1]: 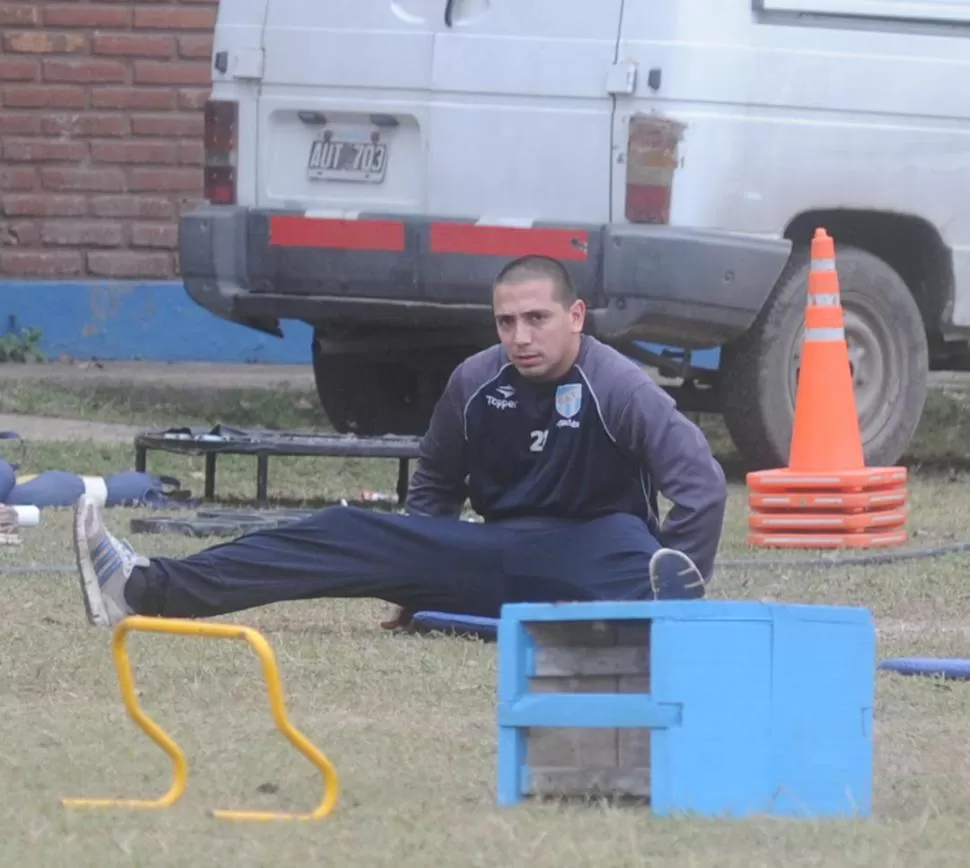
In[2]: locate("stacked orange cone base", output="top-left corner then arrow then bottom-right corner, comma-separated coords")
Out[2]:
746,228 -> 909,549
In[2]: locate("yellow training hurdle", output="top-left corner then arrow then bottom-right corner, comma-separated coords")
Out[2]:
60,615 -> 340,822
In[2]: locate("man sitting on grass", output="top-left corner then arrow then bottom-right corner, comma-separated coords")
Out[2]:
70,255 -> 728,630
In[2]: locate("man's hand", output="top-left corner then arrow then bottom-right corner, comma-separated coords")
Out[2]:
379,605 -> 413,631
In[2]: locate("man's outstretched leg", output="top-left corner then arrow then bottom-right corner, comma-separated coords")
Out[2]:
72,494 -> 512,627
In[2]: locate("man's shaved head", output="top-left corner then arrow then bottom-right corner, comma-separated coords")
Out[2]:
493,255 -> 578,306
491,255 -> 586,381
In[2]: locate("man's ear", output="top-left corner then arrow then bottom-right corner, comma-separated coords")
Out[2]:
570,298 -> 587,332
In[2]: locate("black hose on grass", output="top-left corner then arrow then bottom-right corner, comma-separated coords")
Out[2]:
718,539 -> 970,570
5,539 -> 970,575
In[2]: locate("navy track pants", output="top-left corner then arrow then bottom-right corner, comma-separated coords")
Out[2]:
128,505 -> 669,619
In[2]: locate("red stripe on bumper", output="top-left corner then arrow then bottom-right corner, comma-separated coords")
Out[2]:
269,215 -> 405,251
430,223 -> 589,261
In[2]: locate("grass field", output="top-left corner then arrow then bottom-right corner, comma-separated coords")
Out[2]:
3,380 -> 970,866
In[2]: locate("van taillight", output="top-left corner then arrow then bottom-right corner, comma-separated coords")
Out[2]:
625,115 -> 685,225
204,99 -> 238,205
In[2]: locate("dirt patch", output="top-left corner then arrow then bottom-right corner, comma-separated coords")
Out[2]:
0,412 -> 142,444
0,360 -> 315,391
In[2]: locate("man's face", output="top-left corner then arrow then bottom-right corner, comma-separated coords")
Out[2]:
493,277 -> 586,380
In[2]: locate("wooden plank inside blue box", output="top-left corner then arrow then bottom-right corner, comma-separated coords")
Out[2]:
496,600 -> 875,818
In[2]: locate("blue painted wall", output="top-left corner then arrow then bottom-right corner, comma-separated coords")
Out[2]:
1,279 -> 722,369
1,279 -> 314,364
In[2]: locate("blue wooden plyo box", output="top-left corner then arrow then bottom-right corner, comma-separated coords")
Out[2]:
496,600 -> 875,818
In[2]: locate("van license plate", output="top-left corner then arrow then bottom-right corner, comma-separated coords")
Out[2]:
307,138 -> 388,183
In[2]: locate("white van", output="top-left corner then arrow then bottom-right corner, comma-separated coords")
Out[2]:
179,0 -> 970,470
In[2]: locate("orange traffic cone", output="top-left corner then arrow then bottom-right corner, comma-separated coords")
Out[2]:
746,228 -> 909,549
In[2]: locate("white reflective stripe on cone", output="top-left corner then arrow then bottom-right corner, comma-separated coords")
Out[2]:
811,258 -> 836,271
804,327 -> 845,342
807,293 -> 841,306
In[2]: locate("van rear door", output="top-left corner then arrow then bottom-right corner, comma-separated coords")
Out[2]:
255,1 -> 435,214
429,0 -> 625,226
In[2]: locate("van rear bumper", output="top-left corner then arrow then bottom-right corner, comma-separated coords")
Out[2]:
179,205 -> 792,348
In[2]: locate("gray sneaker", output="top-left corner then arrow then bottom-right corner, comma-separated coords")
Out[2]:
649,547 -> 706,601
72,494 -> 148,627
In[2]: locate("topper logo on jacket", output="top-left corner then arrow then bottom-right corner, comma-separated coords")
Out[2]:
555,384 -> 582,429
486,385 -> 518,411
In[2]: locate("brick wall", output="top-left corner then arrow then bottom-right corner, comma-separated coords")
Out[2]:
0,0 -> 218,280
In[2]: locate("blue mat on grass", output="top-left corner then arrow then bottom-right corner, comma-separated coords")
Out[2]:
411,611 -> 499,641
880,657 -> 970,679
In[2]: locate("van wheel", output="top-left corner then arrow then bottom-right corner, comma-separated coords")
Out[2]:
311,332 -> 468,436
718,245 -> 929,471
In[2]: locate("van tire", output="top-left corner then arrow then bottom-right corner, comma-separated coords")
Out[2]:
311,332 -> 468,436
718,244 -> 928,471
